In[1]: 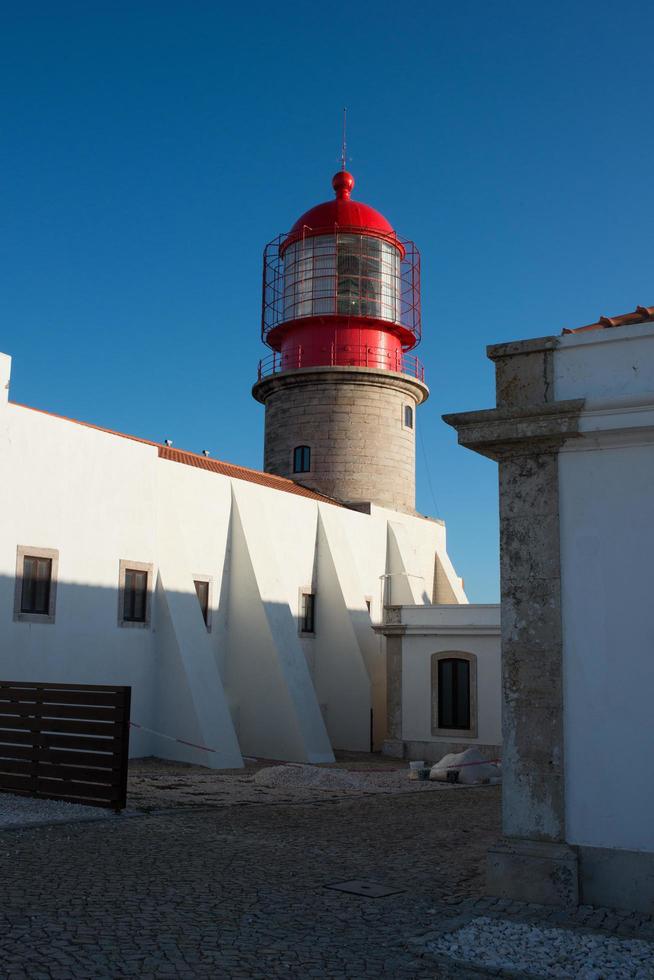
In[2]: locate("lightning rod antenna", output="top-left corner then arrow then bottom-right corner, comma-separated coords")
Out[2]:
341,106 -> 347,171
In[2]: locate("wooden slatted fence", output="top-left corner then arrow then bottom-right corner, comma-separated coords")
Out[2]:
0,681 -> 131,811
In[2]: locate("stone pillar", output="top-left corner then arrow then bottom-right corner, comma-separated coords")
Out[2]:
381,609 -> 404,758
443,335 -> 585,906
253,366 -> 428,514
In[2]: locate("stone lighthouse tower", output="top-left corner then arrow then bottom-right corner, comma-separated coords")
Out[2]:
253,168 -> 427,513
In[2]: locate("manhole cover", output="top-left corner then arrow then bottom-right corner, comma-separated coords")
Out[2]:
324,879 -> 405,898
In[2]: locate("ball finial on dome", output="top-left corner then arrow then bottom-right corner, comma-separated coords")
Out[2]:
332,170 -> 354,200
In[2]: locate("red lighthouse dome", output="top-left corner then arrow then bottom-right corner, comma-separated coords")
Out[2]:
259,170 -> 423,381
285,171 -> 397,246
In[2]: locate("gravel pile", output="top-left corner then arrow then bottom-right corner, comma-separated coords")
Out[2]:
0,792 -> 106,828
428,916 -> 654,979
253,764 -> 365,791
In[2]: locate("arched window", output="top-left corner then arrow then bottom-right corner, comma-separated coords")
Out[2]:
438,658 -> 469,729
431,652 -> 477,736
293,445 -> 311,473
404,404 -> 414,429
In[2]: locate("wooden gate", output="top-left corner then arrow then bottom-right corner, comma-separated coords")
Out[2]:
0,681 -> 131,811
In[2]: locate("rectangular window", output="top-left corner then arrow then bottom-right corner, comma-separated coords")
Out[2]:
194,579 -> 210,626
404,404 -> 414,429
14,547 -> 59,624
300,592 -> 315,634
118,561 -> 152,628
123,569 -> 148,623
293,446 -> 311,473
438,658 -> 470,730
20,556 -> 52,615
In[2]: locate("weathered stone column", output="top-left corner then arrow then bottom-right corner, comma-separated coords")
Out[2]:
443,336 -> 585,906
380,608 -> 404,758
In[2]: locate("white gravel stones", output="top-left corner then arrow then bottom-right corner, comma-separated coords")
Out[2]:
0,791 -> 105,828
252,763 -> 470,793
253,765 -> 367,791
427,916 -> 654,978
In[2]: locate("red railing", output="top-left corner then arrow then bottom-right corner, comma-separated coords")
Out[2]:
256,344 -> 425,382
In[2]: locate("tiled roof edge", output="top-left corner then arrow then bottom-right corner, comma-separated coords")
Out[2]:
562,305 -> 654,335
158,446 -> 343,506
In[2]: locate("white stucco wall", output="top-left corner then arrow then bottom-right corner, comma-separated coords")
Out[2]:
0,352 -> 468,766
555,322 -> 654,403
0,398 -> 161,761
555,327 -> 654,853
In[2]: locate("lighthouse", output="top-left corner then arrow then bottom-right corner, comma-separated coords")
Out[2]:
253,168 -> 428,513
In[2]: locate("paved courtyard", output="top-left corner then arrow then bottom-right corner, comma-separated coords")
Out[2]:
0,758 -> 652,978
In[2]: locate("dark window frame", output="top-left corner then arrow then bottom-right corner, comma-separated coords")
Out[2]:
299,591 -> 316,635
293,445 -> 311,473
431,651 -> 478,737
123,569 -> 148,623
194,578 -> 211,629
20,556 -> 53,615
14,546 -> 59,624
438,657 -> 470,730
118,560 -> 153,629
404,404 -> 414,429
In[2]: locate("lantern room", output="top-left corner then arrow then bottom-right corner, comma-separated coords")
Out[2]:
259,170 -> 423,381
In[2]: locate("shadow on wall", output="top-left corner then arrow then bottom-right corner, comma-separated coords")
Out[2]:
0,570 -> 372,767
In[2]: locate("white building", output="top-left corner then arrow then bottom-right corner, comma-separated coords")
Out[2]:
0,168 -> 501,770
445,304 -> 654,913
379,603 -> 501,765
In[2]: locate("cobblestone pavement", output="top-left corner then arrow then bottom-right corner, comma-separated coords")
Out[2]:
0,768 -> 652,978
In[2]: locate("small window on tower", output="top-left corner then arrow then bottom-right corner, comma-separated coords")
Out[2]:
293,445 -> 311,473
404,405 -> 414,429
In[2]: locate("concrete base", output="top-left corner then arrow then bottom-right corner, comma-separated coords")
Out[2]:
381,739 -> 404,759
382,738 -> 501,765
578,844 -> 654,914
487,838 -> 579,907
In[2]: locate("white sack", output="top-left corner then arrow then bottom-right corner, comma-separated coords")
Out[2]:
429,747 -> 501,785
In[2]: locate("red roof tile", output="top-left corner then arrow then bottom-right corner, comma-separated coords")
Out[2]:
158,446 -> 341,505
11,402 -> 342,506
562,305 -> 654,334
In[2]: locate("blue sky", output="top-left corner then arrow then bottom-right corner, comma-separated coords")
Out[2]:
3,1 -> 653,602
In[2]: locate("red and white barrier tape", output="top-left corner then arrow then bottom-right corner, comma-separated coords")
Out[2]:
441,758 -> 501,770
129,721 -> 218,755
128,721 -> 258,763
129,721 -> 501,771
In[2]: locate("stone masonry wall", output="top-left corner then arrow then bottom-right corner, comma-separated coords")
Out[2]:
253,367 -> 428,514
